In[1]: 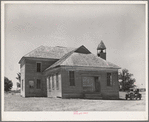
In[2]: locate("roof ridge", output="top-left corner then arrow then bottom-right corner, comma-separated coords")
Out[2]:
55,46 -> 67,48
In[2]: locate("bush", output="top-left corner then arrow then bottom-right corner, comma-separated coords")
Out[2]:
17,82 -> 20,87
4,77 -> 13,92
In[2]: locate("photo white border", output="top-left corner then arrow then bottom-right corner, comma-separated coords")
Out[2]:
1,1 -> 148,121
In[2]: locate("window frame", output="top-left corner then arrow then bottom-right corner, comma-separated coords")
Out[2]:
49,76 -> 51,92
107,73 -> 112,86
69,71 -> 75,86
36,62 -> 42,72
22,80 -> 23,91
29,80 -> 35,89
56,73 -> 59,90
52,75 -> 54,90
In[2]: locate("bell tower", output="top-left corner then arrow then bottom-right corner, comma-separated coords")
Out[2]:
97,40 -> 106,60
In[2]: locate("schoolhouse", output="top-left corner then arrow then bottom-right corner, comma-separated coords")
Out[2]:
19,41 -> 120,99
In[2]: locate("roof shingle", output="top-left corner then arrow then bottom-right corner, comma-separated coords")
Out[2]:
24,45 -> 75,59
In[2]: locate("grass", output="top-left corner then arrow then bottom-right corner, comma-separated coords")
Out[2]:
4,91 -> 146,111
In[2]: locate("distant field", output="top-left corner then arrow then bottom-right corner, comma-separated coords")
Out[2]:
4,91 -> 146,111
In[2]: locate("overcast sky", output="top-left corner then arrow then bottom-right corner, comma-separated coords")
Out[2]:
4,2 -> 146,89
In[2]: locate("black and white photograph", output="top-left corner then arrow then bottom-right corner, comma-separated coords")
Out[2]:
1,1 -> 148,121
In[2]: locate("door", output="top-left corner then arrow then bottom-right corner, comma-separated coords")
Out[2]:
82,77 -> 95,92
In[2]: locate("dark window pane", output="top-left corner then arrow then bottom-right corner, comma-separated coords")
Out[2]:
52,75 -> 54,90
48,77 -> 52,91
56,73 -> 59,90
37,63 -> 41,72
69,71 -> 75,86
107,73 -> 112,86
49,77 -> 51,91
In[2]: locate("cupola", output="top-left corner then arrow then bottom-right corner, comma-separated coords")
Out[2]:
97,41 -> 106,60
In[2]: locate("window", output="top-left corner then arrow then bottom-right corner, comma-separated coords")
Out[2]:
69,71 -> 75,86
107,73 -> 112,86
49,77 -> 51,92
36,79 -> 41,89
22,80 -> 23,91
52,75 -> 54,90
29,80 -> 34,88
37,63 -> 41,72
56,73 -> 59,90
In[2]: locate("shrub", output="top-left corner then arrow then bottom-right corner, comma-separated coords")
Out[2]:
4,77 -> 13,92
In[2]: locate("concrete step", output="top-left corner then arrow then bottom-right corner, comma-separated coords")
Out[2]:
84,93 -> 102,99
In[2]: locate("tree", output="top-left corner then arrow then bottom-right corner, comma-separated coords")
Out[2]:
16,72 -> 21,82
119,69 -> 136,91
16,72 -> 21,88
17,82 -> 20,88
4,77 -> 13,92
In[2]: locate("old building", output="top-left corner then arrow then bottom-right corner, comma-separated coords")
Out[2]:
19,41 -> 120,99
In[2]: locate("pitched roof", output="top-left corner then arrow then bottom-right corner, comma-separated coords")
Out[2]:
97,41 -> 106,50
19,44 -> 120,70
45,52 -> 120,71
23,45 -> 75,59
19,45 -> 91,63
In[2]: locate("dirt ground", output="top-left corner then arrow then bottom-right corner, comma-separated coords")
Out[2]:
4,92 -> 146,111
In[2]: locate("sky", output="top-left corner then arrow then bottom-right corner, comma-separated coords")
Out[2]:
4,2 -> 147,89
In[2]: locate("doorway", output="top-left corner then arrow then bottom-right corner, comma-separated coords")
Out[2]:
82,77 -> 95,92
82,76 -> 100,93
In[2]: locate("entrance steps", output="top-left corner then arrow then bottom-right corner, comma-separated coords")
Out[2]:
84,93 -> 102,99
